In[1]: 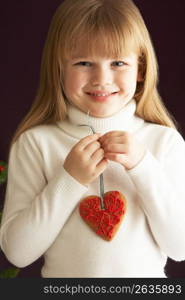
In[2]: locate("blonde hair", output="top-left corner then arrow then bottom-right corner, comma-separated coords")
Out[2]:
11,0 -> 178,145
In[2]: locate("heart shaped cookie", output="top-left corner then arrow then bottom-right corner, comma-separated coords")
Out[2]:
79,191 -> 126,241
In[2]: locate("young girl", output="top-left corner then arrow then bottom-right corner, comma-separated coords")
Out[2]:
0,0 -> 185,278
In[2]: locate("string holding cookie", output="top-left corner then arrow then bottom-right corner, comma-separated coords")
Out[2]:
78,114 -> 127,241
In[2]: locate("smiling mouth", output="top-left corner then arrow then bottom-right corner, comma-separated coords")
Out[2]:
86,92 -> 118,96
86,91 -> 119,102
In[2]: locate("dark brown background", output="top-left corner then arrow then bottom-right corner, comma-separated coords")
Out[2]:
0,0 -> 185,277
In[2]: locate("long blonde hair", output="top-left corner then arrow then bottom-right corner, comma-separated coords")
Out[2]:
11,0 -> 178,145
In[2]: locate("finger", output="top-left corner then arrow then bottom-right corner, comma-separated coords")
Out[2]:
104,152 -> 125,162
100,136 -> 126,147
99,131 -> 124,143
104,152 -> 130,168
77,133 -> 101,151
103,143 -> 128,153
84,141 -> 101,157
96,157 -> 109,174
91,147 -> 105,163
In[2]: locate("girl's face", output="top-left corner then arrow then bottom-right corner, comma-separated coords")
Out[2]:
63,48 -> 141,117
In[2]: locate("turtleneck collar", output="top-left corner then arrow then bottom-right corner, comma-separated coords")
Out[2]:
57,99 -> 144,139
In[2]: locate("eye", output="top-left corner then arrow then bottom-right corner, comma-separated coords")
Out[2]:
111,61 -> 127,67
75,61 -> 92,67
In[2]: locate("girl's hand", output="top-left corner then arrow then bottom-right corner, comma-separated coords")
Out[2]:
98,131 -> 146,170
63,133 -> 108,186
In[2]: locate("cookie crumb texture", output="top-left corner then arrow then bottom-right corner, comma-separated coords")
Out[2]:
79,191 -> 126,241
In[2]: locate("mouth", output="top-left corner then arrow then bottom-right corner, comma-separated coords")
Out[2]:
86,91 -> 119,102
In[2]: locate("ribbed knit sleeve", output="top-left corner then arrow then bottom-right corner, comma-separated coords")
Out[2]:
0,132 -> 88,268
127,129 -> 185,261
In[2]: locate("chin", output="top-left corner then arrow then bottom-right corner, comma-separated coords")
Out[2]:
90,112 -> 116,118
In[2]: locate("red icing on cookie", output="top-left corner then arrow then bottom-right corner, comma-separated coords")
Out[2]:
79,191 -> 126,241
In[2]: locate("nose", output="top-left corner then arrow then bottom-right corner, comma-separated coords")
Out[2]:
90,65 -> 112,87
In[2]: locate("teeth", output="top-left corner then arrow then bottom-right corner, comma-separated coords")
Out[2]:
91,93 -> 110,96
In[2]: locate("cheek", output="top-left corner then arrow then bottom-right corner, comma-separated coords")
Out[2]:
64,71 -> 81,95
118,70 -> 138,90
64,71 -> 87,95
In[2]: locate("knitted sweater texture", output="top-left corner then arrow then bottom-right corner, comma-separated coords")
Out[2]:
1,99 -> 185,277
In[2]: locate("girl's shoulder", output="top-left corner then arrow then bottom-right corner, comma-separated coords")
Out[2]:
24,123 -> 58,136
12,123 -> 61,150
142,120 -> 185,148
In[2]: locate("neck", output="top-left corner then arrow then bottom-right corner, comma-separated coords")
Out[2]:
57,99 -> 144,139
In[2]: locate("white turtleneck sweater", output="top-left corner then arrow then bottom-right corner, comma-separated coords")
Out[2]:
1,99 -> 185,278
